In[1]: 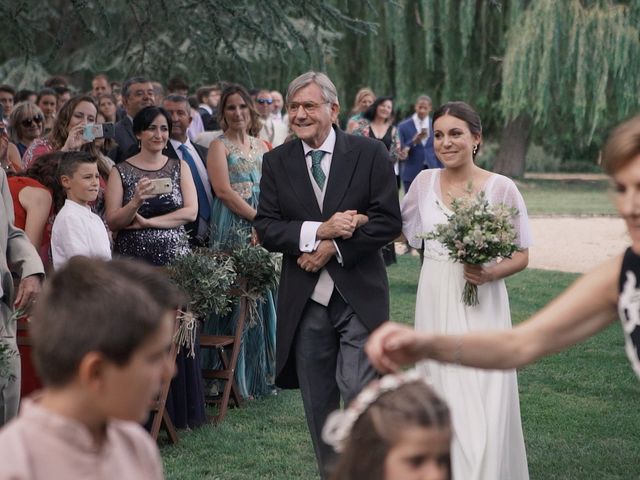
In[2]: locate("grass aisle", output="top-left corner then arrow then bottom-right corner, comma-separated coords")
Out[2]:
162,256 -> 639,479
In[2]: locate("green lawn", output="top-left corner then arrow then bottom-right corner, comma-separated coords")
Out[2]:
517,179 -> 616,216
162,256 -> 639,479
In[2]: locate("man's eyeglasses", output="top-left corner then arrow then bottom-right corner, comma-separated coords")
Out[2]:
286,101 -> 330,114
256,98 -> 273,105
21,116 -> 44,127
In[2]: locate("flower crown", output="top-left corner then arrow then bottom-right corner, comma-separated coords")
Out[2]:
321,369 -> 430,453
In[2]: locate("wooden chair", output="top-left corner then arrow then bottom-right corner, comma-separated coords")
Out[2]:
149,314 -> 180,444
200,288 -> 248,424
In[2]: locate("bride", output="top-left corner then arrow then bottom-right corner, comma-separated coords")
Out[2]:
401,101 -> 531,479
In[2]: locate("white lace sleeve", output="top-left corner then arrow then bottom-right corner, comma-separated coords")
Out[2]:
489,175 -> 533,249
401,171 -> 428,249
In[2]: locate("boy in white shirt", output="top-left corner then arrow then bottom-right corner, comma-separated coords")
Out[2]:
51,151 -> 111,269
0,257 -> 182,479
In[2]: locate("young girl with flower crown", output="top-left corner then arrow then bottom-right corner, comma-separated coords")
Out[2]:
323,370 -> 452,480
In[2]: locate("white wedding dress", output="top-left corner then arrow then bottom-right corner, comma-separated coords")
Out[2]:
402,169 -> 532,480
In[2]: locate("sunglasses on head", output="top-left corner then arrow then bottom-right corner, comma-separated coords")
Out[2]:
256,98 -> 273,105
21,116 -> 44,127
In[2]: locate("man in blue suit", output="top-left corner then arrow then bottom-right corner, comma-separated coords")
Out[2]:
397,95 -> 442,193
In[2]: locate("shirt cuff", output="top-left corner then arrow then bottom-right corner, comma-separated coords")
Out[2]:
332,240 -> 343,265
300,221 -> 322,252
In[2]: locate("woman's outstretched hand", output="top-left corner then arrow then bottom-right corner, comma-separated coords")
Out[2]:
366,321 -> 429,373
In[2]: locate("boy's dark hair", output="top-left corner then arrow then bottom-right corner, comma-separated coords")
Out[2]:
57,151 -> 97,180
31,257 -> 183,387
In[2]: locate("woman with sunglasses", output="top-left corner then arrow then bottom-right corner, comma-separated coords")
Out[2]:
8,102 -> 44,160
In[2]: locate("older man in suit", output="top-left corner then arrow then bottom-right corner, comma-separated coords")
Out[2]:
255,71 -> 401,478
110,77 -> 156,164
397,94 -> 442,193
0,168 -> 44,425
162,94 -> 213,247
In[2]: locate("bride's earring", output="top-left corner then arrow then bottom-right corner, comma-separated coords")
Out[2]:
472,144 -> 478,156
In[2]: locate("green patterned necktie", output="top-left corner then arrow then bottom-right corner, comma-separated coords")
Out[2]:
309,150 -> 326,190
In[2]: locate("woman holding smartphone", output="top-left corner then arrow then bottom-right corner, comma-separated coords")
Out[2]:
106,105 -> 196,266
22,95 -> 113,218
105,105 -> 206,430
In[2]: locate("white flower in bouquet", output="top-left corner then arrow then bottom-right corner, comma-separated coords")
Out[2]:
418,190 -> 519,306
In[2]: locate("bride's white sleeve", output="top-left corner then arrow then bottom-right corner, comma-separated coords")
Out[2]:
401,176 -> 424,249
492,176 -> 533,249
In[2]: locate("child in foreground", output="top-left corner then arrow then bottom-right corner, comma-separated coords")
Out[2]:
0,257 -> 182,479
323,370 -> 452,480
51,151 -> 111,270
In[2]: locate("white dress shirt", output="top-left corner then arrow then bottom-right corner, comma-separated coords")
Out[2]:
51,199 -> 111,270
298,128 -> 343,306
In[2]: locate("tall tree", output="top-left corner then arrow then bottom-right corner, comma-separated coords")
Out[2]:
496,0 -> 640,176
0,0 -> 373,90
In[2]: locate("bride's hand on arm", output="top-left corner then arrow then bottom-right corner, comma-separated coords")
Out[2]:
464,249 -> 529,285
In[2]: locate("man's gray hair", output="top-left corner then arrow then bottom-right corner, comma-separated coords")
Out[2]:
164,94 -> 191,114
416,95 -> 432,105
286,71 -> 339,106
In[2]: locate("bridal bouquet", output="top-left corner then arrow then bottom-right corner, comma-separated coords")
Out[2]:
419,190 -> 519,306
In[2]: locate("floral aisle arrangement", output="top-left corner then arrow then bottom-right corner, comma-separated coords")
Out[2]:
420,190 -> 519,306
167,249 -> 236,355
167,245 -> 280,353
230,244 -> 280,325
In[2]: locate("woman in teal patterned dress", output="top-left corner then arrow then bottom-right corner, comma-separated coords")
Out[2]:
205,84 -> 276,398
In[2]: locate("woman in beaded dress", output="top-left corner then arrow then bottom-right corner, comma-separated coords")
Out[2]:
105,105 -> 206,429
206,84 -> 277,399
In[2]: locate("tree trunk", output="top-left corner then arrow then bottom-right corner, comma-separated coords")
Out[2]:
493,114 -> 532,178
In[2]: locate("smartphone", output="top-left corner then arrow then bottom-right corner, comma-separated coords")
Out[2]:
149,178 -> 172,195
82,123 -> 115,141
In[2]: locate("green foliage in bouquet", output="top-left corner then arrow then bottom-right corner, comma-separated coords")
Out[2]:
420,190 -> 519,306
231,244 -> 280,326
231,244 -> 280,298
167,248 -> 237,320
